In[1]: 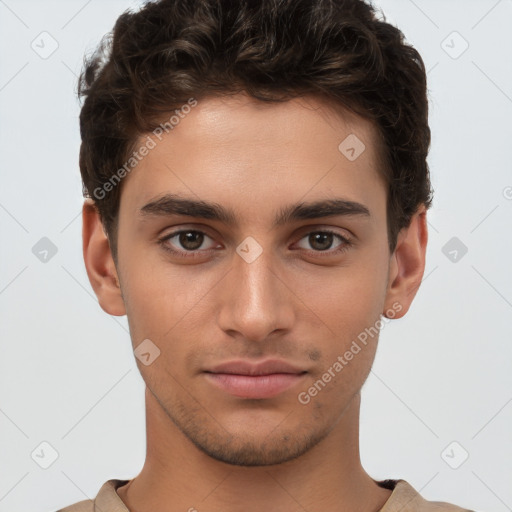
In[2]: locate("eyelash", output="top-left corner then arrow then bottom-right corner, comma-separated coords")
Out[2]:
157,229 -> 353,259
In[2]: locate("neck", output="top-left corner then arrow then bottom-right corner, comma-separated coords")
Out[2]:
116,389 -> 391,512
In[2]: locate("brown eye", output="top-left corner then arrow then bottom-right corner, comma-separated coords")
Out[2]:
177,231 -> 205,251
296,231 -> 348,252
160,230 -> 217,255
308,232 -> 335,251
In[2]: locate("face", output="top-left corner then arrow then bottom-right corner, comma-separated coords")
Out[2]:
88,93 -> 420,466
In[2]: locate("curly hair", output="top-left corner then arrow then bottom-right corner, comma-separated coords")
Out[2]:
78,0 -> 432,262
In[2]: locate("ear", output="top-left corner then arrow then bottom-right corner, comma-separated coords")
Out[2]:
383,205 -> 428,319
82,198 -> 126,316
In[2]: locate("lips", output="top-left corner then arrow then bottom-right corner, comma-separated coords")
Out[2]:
203,359 -> 307,399
206,359 -> 306,376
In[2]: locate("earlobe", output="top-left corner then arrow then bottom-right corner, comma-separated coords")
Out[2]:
383,205 -> 428,319
82,199 -> 126,316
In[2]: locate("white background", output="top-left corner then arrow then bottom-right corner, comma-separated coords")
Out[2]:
0,0 -> 511,511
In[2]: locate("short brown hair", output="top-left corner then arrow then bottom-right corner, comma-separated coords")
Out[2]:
78,0 -> 432,262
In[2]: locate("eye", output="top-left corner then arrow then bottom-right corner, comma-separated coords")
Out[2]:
159,229 -> 218,257
295,230 -> 352,255
158,228 -> 353,260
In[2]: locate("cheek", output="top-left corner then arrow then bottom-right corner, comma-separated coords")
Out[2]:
296,343 -> 375,425
299,258 -> 387,334
296,257 -> 387,385
120,243 -> 216,330
297,305 -> 380,419
119,256 -> 223,382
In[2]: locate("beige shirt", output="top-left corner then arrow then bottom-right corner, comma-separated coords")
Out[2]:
56,478 -> 476,511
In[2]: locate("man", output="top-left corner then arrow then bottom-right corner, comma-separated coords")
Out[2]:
58,0 -> 475,510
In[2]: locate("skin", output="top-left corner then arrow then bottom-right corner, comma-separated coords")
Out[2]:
83,92 -> 428,512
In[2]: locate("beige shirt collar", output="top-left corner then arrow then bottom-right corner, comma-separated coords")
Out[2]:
58,477 -> 474,512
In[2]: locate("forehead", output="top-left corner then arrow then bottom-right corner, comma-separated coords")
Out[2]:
119,93 -> 386,223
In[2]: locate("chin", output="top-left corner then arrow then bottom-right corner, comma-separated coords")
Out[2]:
192,439 -> 312,466
180,421 -> 331,467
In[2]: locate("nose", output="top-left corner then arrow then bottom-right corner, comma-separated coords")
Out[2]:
216,241 -> 296,343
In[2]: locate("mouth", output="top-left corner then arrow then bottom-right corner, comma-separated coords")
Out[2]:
203,359 -> 308,399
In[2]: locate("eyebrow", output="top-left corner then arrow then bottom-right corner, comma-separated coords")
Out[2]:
138,193 -> 371,228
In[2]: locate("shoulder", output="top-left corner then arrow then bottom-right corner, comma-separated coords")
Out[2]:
55,479 -> 130,512
56,498 -> 93,512
379,479 -> 476,512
